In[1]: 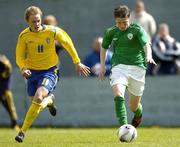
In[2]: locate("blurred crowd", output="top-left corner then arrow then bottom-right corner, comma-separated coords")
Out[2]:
130,0 -> 180,75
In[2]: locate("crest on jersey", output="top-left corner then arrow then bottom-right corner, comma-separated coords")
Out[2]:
28,40 -> 34,43
46,37 -> 50,44
127,33 -> 133,40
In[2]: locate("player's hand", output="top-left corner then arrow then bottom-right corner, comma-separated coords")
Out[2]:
98,65 -> 106,80
21,67 -> 31,79
146,57 -> 157,65
75,62 -> 91,77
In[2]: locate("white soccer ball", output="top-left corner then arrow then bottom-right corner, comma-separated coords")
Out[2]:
118,124 -> 137,142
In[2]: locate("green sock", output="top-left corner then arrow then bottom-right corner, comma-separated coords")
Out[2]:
114,96 -> 127,125
134,103 -> 143,117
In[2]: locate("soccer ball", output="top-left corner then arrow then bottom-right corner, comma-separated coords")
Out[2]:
117,124 -> 137,142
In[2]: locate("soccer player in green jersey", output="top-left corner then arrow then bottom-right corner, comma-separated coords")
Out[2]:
15,6 -> 90,143
99,5 -> 156,128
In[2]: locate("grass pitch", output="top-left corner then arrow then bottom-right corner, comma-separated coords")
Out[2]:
0,127 -> 180,147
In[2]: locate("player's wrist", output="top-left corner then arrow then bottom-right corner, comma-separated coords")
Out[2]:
21,67 -> 27,73
75,62 -> 80,65
146,54 -> 152,60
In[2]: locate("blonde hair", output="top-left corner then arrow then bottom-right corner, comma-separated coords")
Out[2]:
24,6 -> 42,22
43,15 -> 58,26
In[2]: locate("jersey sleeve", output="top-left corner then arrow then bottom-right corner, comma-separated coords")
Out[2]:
16,34 -> 26,70
55,28 -> 80,64
102,29 -> 112,49
137,26 -> 149,47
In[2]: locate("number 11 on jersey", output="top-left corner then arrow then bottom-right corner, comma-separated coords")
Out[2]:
38,44 -> 44,53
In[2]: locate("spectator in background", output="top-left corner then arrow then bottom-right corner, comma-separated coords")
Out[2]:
130,0 -> 156,41
149,23 -> 180,75
43,15 -> 58,26
84,37 -> 112,76
43,15 -> 64,54
0,54 -> 19,129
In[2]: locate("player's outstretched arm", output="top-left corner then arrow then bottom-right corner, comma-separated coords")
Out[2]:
144,43 -> 157,65
98,47 -> 107,80
75,62 -> 90,76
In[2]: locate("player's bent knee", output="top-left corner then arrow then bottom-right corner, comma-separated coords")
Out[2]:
112,85 -> 125,97
34,91 -> 44,102
112,88 -> 123,97
113,92 -> 124,97
36,87 -> 49,96
33,97 -> 43,103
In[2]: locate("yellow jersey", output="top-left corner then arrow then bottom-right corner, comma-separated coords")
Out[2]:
16,25 -> 80,70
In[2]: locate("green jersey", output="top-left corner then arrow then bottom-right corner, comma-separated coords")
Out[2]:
102,23 -> 148,69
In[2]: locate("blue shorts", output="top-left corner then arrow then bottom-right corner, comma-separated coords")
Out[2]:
27,66 -> 60,97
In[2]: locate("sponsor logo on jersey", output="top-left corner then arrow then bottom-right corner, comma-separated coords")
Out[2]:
127,33 -> 133,40
113,38 -> 118,41
46,37 -> 50,44
28,40 -> 34,43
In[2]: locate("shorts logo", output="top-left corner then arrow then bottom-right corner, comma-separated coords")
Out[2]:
127,33 -> 133,40
46,37 -> 50,44
42,78 -> 49,86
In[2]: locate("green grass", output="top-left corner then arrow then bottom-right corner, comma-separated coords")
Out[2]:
0,127 -> 180,147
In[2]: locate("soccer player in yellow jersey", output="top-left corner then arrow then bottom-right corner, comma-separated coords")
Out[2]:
15,6 -> 90,143
0,54 -> 19,130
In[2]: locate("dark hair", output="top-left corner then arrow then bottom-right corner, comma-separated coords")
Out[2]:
114,5 -> 130,18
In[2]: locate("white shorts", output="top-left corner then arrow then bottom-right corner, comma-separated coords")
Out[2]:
110,64 -> 146,96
